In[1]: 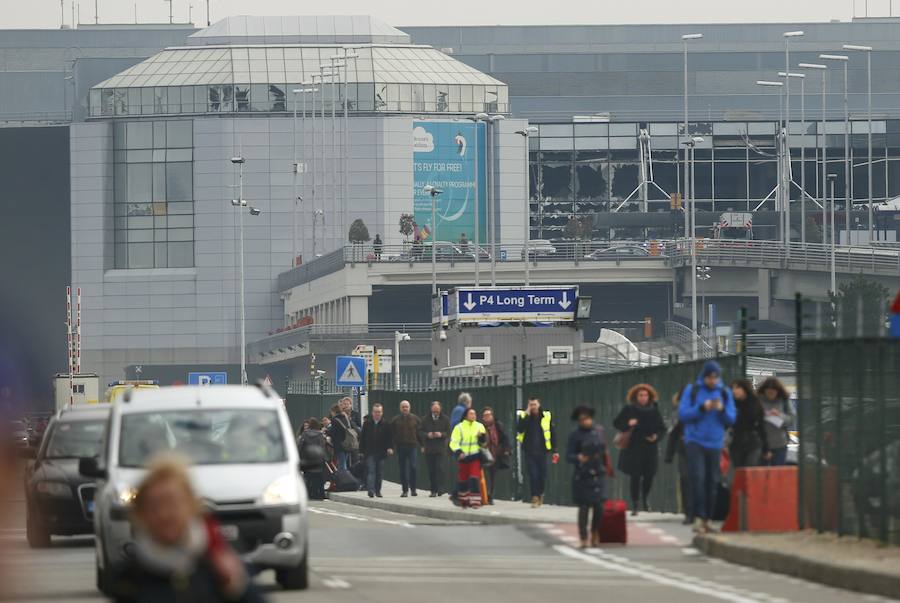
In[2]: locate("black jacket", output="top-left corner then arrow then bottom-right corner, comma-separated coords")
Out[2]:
565,425 -> 608,505
516,411 -> 557,455
731,394 -> 769,456
360,417 -> 393,458
113,556 -> 265,603
419,413 -> 451,455
613,402 -> 666,477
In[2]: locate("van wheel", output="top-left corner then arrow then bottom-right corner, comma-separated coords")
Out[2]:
275,548 -> 309,590
26,508 -> 51,548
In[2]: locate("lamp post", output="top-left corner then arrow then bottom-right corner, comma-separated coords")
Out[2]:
514,126 -> 538,285
310,74 -> 322,258
394,331 -> 410,390
291,84 -> 317,267
424,185 -> 444,295
682,136 -> 703,359
481,114 -> 506,287
682,33 -> 703,244
782,31 -> 804,250
779,72 -> 806,243
828,173 -> 837,293
230,156 -> 262,385
467,113 -> 490,286
335,49 -> 359,253
697,265 -> 712,332
844,44 -> 874,242
800,63 -> 828,246
757,80 -> 784,242
821,54 -> 851,242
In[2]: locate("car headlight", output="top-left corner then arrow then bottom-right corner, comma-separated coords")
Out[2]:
260,474 -> 299,506
35,481 -> 71,498
117,486 -> 137,506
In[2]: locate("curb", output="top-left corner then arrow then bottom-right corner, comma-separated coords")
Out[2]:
694,534 -> 900,600
328,492 -> 546,525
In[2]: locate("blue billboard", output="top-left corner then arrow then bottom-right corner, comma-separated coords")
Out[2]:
413,121 -> 487,245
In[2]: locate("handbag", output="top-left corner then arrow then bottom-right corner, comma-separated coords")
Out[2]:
480,447 -> 495,467
612,428 -> 633,450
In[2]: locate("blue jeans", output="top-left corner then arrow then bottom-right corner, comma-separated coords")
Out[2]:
397,446 -> 418,493
525,453 -> 548,498
686,442 -> 721,521
366,455 -> 384,495
336,450 -> 350,472
762,446 -> 788,466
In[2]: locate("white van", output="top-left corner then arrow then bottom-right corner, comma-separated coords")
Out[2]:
80,384 -> 309,594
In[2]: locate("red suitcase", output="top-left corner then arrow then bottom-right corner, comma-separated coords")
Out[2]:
599,499 -> 627,544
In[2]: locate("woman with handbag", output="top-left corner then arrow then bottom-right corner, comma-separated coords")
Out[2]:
480,407 -> 511,505
566,405 -> 608,548
613,383 -> 666,516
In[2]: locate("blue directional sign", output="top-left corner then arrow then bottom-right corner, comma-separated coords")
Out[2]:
335,356 -> 367,387
188,371 -> 227,386
454,286 -> 579,323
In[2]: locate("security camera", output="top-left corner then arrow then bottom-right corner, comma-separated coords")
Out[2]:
230,156 -> 245,164
249,207 -> 261,216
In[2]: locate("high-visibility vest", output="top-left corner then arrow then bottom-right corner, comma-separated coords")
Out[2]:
516,410 -> 553,450
449,420 -> 486,456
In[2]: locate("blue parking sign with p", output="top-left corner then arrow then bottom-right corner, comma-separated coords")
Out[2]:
188,372 -> 227,386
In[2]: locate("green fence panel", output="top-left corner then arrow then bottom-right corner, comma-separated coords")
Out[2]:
797,338 -> 900,545
284,393 -> 346,436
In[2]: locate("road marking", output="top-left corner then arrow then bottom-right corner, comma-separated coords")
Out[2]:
681,547 -> 701,555
308,506 -> 414,528
660,535 -> 680,544
322,577 -> 352,589
647,527 -> 665,534
555,545 -> 765,603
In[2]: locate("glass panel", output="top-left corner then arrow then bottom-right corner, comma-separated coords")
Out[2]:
126,122 -> 152,149
152,164 -> 166,201
127,150 -> 152,163
574,123 -> 608,136
167,215 -> 193,228
167,120 -> 192,147
127,203 -> 153,216
250,84 -> 268,111
115,164 -> 127,202
127,243 -> 153,269
609,123 -> 637,136
167,149 -> 192,162
101,89 -> 114,116
235,84 -> 250,111
155,242 -> 167,267
714,161 -> 747,200
115,244 -> 127,268
168,228 -> 193,242
540,124 -> 574,137
128,216 -> 153,229
126,164 -> 152,203
166,162 -> 192,202
167,201 -> 193,215
127,229 -> 153,243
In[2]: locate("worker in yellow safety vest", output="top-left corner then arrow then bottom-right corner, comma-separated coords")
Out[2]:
516,397 -> 558,507
449,407 -> 487,509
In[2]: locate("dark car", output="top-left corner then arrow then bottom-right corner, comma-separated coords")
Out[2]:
23,405 -> 109,548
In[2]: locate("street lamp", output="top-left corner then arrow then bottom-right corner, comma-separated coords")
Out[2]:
394,331 -> 410,390
783,31 -> 804,250
799,63 -> 828,247
843,44 -> 874,242
682,136 -> 703,359
335,49 -> 359,252
230,155 -> 261,385
827,173 -> 837,293
424,185 -> 444,295
682,33 -> 703,248
779,72 -> 806,244
291,84 -> 318,268
820,54 -> 851,241
466,113 -> 492,286
514,126 -> 538,285
757,80 -> 785,244
480,113 -> 506,287
696,266 -> 712,331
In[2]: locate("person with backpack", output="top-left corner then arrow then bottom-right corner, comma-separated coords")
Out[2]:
679,360 -> 737,534
328,404 -> 359,472
613,384 -> 666,516
756,377 -> 795,466
730,379 -> 768,468
566,405 -> 608,548
298,418 -> 328,500
360,403 -> 394,498
390,400 -> 422,497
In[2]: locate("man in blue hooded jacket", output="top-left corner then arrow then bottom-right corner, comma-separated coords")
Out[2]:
679,360 -> 736,533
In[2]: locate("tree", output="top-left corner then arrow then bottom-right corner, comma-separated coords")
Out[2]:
348,219 -> 370,244
399,213 -> 415,243
826,275 -> 890,337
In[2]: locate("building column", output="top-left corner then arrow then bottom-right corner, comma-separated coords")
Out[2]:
757,268 -> 771,321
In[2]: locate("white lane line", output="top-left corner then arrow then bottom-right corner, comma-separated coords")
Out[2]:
555,545 -> 762,603
322,577 -> 352,589
544,528 -> 567,535
646,527 -> 666,535
660,535 -> 680,544
308,507 -> 414,528
682,547 -> 701,555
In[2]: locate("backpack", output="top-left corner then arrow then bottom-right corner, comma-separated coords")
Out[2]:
298,431 -> 327,468
335,415 -> 359,451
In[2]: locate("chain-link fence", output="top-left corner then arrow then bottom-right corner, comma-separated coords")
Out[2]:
286,355 -> 743,512
797,337 -> 900,545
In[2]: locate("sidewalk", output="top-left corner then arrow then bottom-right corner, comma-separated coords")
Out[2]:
694,531 -> 900,600
329,481 -> 680,525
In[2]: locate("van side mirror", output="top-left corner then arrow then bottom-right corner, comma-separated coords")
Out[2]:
79,456 -> 107,480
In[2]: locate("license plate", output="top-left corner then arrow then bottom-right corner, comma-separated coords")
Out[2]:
219,524 -> 239,540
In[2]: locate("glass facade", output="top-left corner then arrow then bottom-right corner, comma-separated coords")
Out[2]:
529,119 -> 900,239
114,120 -> 194,269
89,45 -> 508,117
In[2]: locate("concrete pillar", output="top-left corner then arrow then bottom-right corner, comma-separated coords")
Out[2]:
757,268 -> 771,320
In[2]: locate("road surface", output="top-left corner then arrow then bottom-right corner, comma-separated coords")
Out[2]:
0,497 -> 889,602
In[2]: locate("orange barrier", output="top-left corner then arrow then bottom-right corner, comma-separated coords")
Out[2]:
722,467 -> 799,532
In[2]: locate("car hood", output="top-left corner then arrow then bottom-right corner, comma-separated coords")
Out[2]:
114,463 -> 294,504
33,458 -> 86,485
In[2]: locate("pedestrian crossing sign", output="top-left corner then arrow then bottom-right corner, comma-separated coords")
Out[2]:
335,356 -> 367,387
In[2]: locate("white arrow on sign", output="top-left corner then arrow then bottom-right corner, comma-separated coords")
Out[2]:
463,292 -> 476,311
559,290 -> 571,310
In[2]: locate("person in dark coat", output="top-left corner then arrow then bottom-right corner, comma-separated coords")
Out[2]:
112,456 -> 265,603
613,383 -> 666,516
757,377 -> 795,466
481,407 -> 511,504
566,405 -> 608,549
419,400 -> 451,497
665,386 -> 693,525
360,403 -> 394,498
729,379 -> 768,468
298,418 -> 328,500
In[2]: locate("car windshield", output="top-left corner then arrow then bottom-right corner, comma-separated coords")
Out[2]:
118,409 -> 286,468
45,421 -> 105,459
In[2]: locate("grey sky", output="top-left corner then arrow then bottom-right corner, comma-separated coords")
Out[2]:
1,0 -> 890,29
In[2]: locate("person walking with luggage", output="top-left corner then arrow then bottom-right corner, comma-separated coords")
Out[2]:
730,379 -> 768,468
391,400 -> 422,497
516,397 -> 558,508
450,392 -> 472,430
360,403 -> 394,498
665,387 -> 694,525
481,407 -> 511,505
449,407 -> 486,509
757,377 -> 795,467
679,360 -> 737,533
328,404 -> 358,472
298,418 -> 328,500
419,400 -> 450,497
566,405 -> 608,548
613,384 -> 666,516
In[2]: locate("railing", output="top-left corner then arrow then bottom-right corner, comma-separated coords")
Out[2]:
732,333 -> 796,355
664,320 -> 716,359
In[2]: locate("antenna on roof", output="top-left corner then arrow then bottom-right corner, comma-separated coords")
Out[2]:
206,0 -> 210,26
94,0 -> 98,24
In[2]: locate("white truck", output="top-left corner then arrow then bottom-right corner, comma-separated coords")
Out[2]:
53,373 -> 101,411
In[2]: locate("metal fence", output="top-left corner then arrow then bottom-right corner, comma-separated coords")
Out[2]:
285,355 -> 743,511
797,338 -> 900,545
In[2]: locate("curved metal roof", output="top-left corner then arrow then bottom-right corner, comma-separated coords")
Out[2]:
187,15 -> 411,46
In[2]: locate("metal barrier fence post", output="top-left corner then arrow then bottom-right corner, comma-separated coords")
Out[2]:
875,346 -> 888,543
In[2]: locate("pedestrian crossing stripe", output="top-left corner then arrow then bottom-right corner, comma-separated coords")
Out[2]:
335,355 -> 366,386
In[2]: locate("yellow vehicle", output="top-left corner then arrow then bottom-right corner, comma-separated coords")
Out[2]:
104,380 -> 160,403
